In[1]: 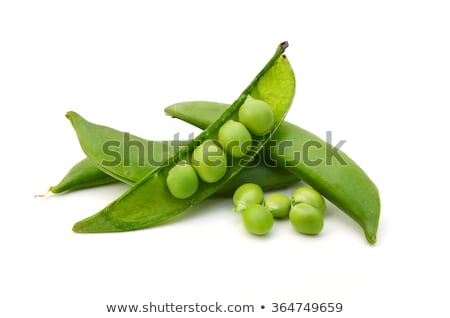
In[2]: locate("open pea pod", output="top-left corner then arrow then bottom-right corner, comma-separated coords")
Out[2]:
71,42 -> 296,232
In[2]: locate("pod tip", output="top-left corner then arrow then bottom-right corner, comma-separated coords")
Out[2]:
366,233 -> 377,245
72,211 -> 122,233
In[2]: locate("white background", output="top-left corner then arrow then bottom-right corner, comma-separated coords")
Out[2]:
1,1 -> 449,317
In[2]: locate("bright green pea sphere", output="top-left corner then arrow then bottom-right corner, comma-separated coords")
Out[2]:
242,204 -> 274,235
289,203 -> 324,235
264,193 -> 291,218
191,140 -> 227,183
291,186 -> 326,214
238,97 -> 274,136
233,183 -> 264,212
166,161 -> 199,199
218,120 -> 252,158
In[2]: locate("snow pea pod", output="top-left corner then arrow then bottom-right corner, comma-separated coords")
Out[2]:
51,117 -> 298,195
71,42 -> 296,232
50,157 -> 298,195
49,158 -> 118,193
165,103 -> 381,244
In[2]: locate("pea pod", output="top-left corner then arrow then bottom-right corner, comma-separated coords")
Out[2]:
49,158 -> 118,194
49,126 -> 298,195
165,103 -> 380,244
71,41 -> 296,232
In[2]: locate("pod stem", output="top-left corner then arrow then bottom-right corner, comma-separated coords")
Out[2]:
34,188 -> 51,199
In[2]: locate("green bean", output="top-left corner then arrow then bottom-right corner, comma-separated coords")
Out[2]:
70,42 -> 295,233
164,104 -> 380,244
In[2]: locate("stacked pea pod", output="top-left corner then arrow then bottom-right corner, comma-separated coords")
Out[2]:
44,42 -> 380,244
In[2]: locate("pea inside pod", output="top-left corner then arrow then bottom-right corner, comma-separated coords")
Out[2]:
166,161 -> 199,199
191,140 -> 227,183
238,96 -> 274,136
218,120 -> 252,158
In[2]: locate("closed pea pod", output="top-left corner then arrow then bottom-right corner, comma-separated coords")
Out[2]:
48,158 -> 118,194
50,118 -> 299,195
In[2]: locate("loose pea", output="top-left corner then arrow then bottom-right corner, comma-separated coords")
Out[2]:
242,204 -> 274,235
233,183 -> 264,212
291,186 -> 326,214
238,96 -> 274,136
264,193 -> 291,218
218,120 -> 252,158
289,203 -> 324,235
191,140 -> 227,183
166,161 -> 199,199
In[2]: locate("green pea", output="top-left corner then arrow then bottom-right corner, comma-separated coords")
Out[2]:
166,161 -> 199,199
264,193 -> 291,218
291,186 -> 326,214
289,203 -> 324,235
238,96 -> 274,136
191,140 -> 227,183
233,183 -> 264,212
242,204 -> 274,235
218,120 -> 252,158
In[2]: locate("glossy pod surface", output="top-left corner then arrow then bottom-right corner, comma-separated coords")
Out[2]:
70,42 -> 296,233
165,103 -> 380,243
